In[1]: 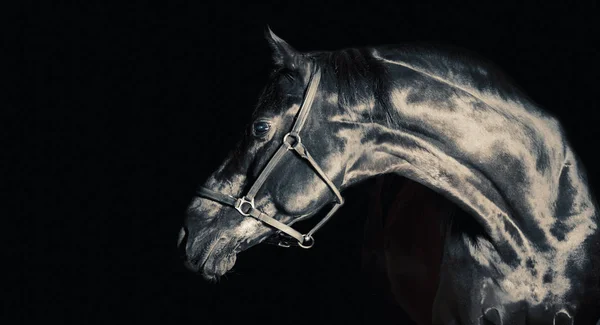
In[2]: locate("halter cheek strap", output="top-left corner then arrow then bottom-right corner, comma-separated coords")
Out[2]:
196,68 -> 344,249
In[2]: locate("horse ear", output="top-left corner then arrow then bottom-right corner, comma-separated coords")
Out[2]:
265,26 -> 301,68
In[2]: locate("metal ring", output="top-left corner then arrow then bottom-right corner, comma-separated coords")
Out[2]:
298,235 -> 314,249
234,197 -> 255,217
283,132 -> 301,150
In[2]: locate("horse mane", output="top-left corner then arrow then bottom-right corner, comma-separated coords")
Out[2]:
308,43 -> 545,130
310,48 -> 402,128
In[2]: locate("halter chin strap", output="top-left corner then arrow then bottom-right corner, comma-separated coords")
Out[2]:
196,68 -> 344,249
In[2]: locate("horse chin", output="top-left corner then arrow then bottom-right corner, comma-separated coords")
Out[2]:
201,250 -> 237,282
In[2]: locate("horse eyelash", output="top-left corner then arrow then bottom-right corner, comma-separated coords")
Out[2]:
277,68 -> 295,81
283,72 -> 295,81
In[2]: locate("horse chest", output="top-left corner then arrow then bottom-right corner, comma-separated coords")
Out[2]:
364,177 -> 448,325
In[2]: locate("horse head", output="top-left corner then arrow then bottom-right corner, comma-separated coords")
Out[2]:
178,29 -> 354,279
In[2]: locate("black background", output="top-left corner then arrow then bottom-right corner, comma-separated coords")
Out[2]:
13,1 -> 599,325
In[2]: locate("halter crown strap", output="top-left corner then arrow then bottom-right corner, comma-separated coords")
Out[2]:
291,69 -> 321,132
196,68 -> 344,248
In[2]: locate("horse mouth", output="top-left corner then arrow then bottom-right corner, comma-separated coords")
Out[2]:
200,252 -> 237,281
186,237 -> 239,281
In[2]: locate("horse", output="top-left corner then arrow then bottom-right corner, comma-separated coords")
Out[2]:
178,28 -> 600,324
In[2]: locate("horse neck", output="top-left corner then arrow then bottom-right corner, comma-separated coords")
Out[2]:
337,85 -> 599,257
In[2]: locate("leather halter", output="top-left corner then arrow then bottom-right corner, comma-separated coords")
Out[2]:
196,68 -> 344,249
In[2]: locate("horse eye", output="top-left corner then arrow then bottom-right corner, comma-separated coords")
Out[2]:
252,121 -> 271,137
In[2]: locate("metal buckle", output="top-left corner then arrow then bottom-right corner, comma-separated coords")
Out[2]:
277,241 -> 291,248
234,196 -> 255,217
283,132 -> 301,150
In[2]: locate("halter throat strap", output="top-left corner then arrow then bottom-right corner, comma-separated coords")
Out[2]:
196,68 -> 344,248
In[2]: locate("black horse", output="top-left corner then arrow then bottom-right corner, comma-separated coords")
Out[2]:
178,29 -> 600,324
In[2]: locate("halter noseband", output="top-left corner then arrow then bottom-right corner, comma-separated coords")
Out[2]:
196,68 -> 344,249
